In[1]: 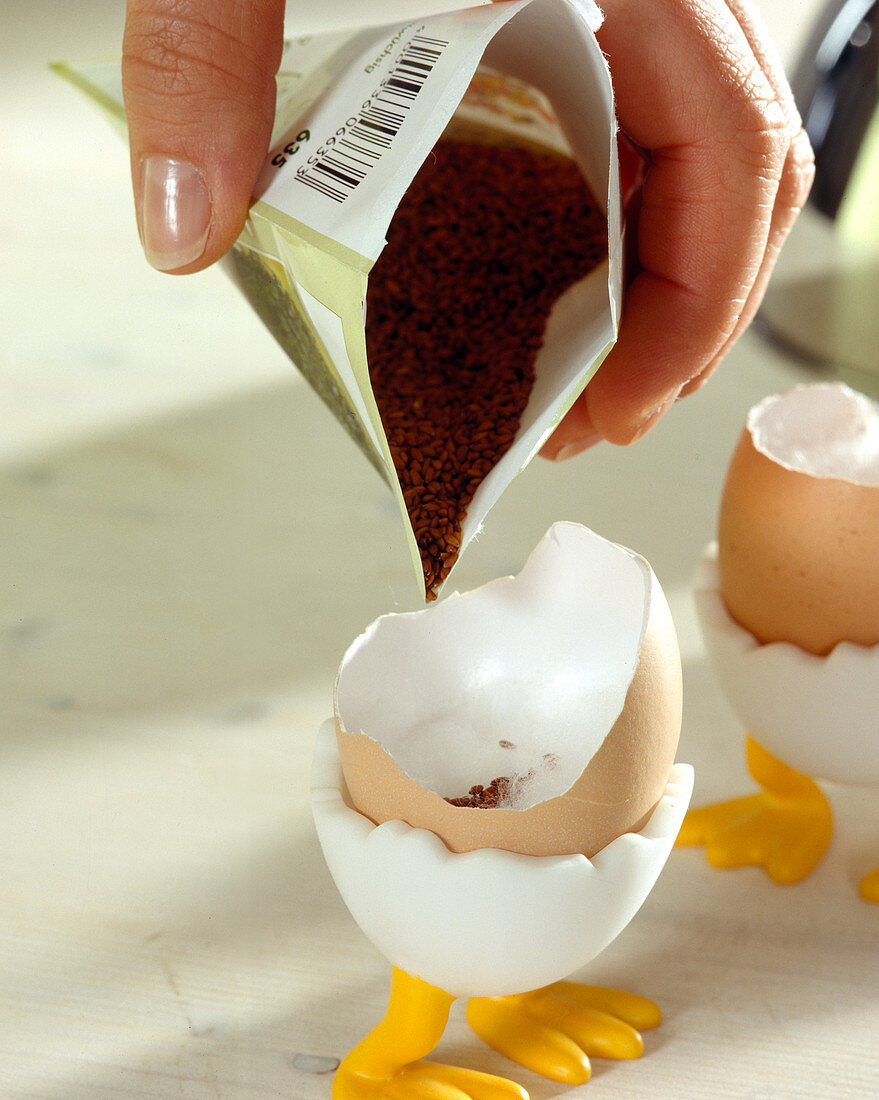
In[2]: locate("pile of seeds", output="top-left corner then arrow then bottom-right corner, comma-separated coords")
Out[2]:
365,138 -> 607,599
445,775 -> 513,809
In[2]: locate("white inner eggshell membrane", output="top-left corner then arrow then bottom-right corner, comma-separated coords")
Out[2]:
334,523 -> 649,809
749,382 -> 879,485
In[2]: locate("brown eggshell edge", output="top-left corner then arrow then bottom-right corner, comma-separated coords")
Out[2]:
718,426 -> 879,655
335,577 -> 682,858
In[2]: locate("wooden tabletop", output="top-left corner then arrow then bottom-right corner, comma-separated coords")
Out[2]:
4,1 -> 877,1097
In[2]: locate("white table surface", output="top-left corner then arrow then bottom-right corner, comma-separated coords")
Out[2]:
3,1 -> 878,1097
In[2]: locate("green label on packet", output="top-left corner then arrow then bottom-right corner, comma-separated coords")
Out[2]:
225,245 -> 390,482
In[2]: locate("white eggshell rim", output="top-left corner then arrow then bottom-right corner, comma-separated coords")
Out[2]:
333,521 -> 655,807
695,543 -> 879,785
311,718 -> 693,998
746,382 -> 879,485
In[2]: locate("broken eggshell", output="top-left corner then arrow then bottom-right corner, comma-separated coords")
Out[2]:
312,720 -> 693,997
333,521 -> 683,857
718,382 -> 879,656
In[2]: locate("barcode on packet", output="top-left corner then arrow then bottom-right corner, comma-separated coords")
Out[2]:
295,33 -> 449,203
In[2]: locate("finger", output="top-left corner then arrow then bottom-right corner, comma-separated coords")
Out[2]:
467,998 -> 590,1084
681,0 -> 814,395
679,126 -> 813,399
488,1017 -> 591,1085
547,1007 -> 643,1061
122,0 -> 285,273
550,0 -> 791,448
551,982 -> 662,1031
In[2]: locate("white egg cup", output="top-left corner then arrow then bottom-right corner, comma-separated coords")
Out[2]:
312,717 -> 693,999
695,543 -> 879,786
311,522 -> 695,1094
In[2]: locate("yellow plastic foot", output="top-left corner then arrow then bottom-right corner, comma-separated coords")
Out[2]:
677,736 -> 832,885
333,968 -> 528,1100
467,981 -> 660,1085
859,867 -> 879,904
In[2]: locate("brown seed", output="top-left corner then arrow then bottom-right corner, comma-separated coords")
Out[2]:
445,775 -> 514,809
365,138 -> 607,598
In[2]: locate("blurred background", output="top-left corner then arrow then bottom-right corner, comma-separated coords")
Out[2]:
2,2 -> 878,1098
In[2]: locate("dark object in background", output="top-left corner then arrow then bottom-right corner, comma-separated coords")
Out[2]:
793,0 -> 879,219
758,0 -> 879,391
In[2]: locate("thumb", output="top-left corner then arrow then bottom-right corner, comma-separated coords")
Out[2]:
122,0 -> 286,273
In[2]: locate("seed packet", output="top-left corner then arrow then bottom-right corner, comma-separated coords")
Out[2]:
55,0 -> 623,601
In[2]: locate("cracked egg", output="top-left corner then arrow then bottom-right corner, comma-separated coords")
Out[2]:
333,521 -> 683,858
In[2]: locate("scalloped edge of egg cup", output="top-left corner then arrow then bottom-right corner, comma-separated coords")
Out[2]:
312,717 -> 692,1000
695,543 -> 879,786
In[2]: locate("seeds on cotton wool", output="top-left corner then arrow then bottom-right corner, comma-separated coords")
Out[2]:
333,522 -> 682,859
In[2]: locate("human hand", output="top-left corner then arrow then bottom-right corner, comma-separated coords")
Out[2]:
121,0 -> 812,447
121,0 -> 286,273
542,0 -> 815,452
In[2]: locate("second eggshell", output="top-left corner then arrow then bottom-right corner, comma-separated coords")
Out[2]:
718,383 -> 879,655
334,522 -> 682,858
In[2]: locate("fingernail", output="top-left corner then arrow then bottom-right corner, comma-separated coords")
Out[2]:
544,431 -> 603,462
631,386 -> 682,442
139,156 -> 210,271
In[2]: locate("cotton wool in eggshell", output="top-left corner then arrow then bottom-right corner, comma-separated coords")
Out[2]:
334,522 -> 682,858
718,383 -> 879,656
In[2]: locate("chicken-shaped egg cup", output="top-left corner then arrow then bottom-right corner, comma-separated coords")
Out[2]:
680,383 -> 879,901
312,522 -> 693,1098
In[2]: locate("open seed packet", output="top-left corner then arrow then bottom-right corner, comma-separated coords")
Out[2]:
56,0 -> 623,600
